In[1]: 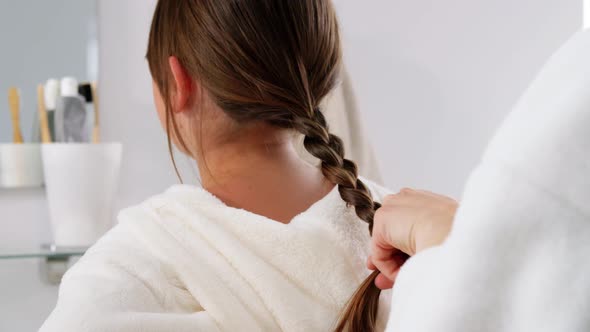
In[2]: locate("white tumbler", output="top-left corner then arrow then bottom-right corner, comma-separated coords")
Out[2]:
0,144 -> 44,188
42,143 -> 122,246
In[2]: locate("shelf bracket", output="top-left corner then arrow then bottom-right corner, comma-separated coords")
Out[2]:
38,244 -> 85,285
40,255 -> 72,285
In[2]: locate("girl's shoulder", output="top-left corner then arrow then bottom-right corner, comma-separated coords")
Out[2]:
61,184 -> 216,302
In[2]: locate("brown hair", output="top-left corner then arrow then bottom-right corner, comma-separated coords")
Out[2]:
146,1 -> 381,330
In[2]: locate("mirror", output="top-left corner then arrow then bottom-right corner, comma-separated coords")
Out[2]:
0,0 -> 98,143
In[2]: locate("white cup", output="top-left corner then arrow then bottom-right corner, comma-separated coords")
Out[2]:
42,143 -> 122,246
0,144 -> 44,188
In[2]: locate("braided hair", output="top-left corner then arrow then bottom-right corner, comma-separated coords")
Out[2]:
147,0 -> 383,330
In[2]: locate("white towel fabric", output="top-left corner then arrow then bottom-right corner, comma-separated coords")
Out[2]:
40,179 -> 392,332
386,30 -> 590,332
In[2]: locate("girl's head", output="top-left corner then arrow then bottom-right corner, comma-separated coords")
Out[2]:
146,0 -> 381,330
147,0 -> 341,157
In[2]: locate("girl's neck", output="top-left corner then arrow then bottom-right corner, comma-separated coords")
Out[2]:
197,129 -> 333,224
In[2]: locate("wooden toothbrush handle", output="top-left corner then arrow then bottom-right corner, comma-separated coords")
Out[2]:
91,82 -> 100,143
12,125 -> 23,143
8,87 -> 24,144
37,85 -> 52,143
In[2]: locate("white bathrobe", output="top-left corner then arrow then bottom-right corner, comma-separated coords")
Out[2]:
40,179 -> 392,332
386,30 -> 590,331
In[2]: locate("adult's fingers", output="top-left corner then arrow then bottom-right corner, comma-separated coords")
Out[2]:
367,256 -> 377,270
375,272 -> 395,290
374,204 -> 417,256
371,243 -> 407,280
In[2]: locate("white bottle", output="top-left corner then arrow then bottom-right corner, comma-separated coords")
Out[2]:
55,77 -> 88,143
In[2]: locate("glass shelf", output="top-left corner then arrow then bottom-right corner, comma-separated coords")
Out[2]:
0,244 -> 87,260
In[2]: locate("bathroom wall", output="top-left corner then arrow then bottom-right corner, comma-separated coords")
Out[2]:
0,0 -> 582,330
334,0 -> 581,196
0,0 -> 97,142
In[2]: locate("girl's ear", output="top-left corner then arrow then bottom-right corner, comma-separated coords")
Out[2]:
168,56 -> 197,113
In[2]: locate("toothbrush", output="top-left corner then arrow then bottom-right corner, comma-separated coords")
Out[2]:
37,85 -> 52,143
91,82 -> 100,143
44,79 -> 60,141
8,87 -> 24,144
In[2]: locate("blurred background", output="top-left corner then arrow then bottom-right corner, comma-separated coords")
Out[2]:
0,0 -> 583,330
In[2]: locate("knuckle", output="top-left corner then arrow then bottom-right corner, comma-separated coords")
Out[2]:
399,187 -> 414,195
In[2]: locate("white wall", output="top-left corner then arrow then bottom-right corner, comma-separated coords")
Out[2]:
0,0 -> 97,142
335,0 -> 581,196
0,0 -> 581,330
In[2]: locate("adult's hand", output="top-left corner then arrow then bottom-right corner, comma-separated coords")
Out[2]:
368,189 -> 458,289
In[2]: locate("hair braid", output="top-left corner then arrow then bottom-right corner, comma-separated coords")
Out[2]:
293,108 -> 382,331
295,108 -> 381,233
